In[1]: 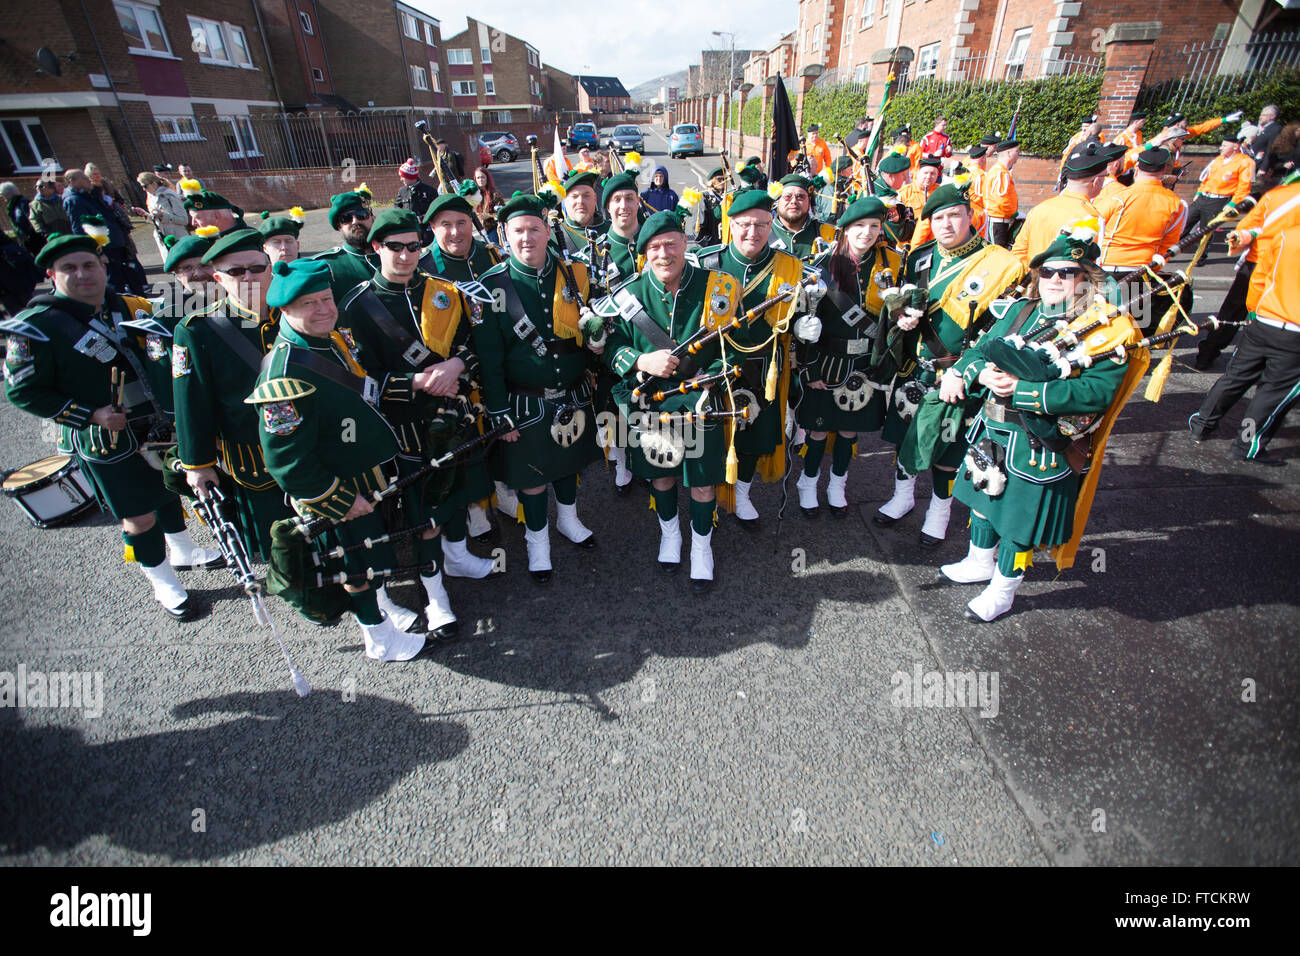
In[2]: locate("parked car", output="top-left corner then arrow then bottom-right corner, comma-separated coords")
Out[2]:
567,122 -> 599,149
668,123 -> 703,159
479,131 -> 520,163
609,125 -> 644,153
598,127 -> 616,149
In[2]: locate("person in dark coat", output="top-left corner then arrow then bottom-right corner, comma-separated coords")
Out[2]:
641,166 -> 678,213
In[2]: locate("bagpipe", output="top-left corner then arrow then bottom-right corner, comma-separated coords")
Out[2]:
717,150 -> 740,190
415,119 -> 461,194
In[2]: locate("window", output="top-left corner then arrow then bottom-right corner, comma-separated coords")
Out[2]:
853,63 -> 869,83
222,116 -> 260,159
401,12 -> 419,40
411,65 -> 428,90
452,80 -> 477,96
881,0 -> 892,14
0,117 -> 56,173
227,25 -> 253,67
115,1 -> 172,55
430,61 -> 441,92
299,12 -> 314,35
424,22 -> 436,45
490,110 -> 512,124
312,67 -> 325,82
484,77 -> 495,95
481,47 -> 493,65
447,48 -> 472,65
188,16 -> 228,63
843,16 -> 854,43
1004,27 -> 1032,79
155,115 -> 201,142
917,42 -> 940,77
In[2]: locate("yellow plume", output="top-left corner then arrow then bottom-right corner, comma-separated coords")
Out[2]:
766,181 -> 784,200
289,206 -> 305,222
178,178 -> 202,195
355,183 -> 372,198
625,150 -> 642,167
194,225 -> 220,238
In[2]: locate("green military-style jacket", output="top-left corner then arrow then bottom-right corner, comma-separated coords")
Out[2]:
249,322 -> 402,521
603,263 -> 729,383
419,237 -> 499,283
555,215 -> 604,257
311,242 -> 377,300
576,225 -> 639,294
172,296 -> 280,488
769,215 -> 836,261
3,291 -> 172,463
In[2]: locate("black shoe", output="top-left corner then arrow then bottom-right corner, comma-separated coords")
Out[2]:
800,506 -> 819,519
171,555 -> 228,572
1242,454 -> 1287,467
691,577 -> 713,595
735,516 -> 760,533
161,595 -> 201,622
426,620 -> 460,643
1193,352 -> 1217,371
1187,414 -> 1212,443
873,508 -> 908,527
918,532 -> 944,549
566,534 -> 597,550
830,505 -> 848,519
530,569 -> 553,584
614,480 -> 632,497
659,560 -> 680,575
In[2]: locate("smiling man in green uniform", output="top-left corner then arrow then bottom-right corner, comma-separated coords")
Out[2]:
554,170 -> 605,256
419,192 -> 501,282
470,194 -> 601,583
3,234 -> 219,619
770,174 -> 837,261
311,188 -> 376,300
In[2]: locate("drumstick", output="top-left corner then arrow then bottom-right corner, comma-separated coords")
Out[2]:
109,367 -> 123,449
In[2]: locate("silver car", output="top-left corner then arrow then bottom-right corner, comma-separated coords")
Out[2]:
609,125 -> 644,153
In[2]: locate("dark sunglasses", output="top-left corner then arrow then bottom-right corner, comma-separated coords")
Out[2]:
1038,265 -> 1082,279
219,263 -> 269,277
339,212 -> 372,224
381,240 -> 423,253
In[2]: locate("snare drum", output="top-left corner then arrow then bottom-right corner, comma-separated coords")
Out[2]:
1,454 -> 100,528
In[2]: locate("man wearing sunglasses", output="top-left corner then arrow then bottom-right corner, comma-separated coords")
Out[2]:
311,189 -> 377,300
173,228 -> 292,560
338,209 -> 497,620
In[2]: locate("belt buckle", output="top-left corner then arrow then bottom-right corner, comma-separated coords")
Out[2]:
984,401 -> 1007,423
543,387 -> 566,401
402,341 -> 431,366
846,338 -> 870,355
362,376 -> 380,406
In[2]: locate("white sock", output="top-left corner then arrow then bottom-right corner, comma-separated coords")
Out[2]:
734,479 -> 759,520
420,571 -> 457,631
658,515 -> 682,565
140,561 -> 187,609
555,501 -> 593,543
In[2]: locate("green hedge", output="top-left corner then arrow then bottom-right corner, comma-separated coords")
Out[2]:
1137,67 -> 1300,146
740,95 -> 763,137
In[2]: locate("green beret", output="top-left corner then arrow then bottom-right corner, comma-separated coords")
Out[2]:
498,193 -> 547,224
258,214 -> 302,241
837,197 -> 887,229
201,228 -> 265,264
423,192 -> 474,224
778,174 -> 814,192
1136,146 -> 1171,171
737,165 -> 764,185
726,188 -> 773,218
878,152 -> 911,174
327,191 -> 371,229
562,170 -> 600,194
1063,141 -> 1110,178
707,166 -> 725,180
635,209 -> 687,256
921,183 -> 971,220
1029,228 -> 1100,270
162,233 -> 213,272
831,156 -> 854,173
183,189 -> 239,214
35,233 -> 100,270
266,258 -> 334,309
601,172 -> 639,208
367,208 -> 422,243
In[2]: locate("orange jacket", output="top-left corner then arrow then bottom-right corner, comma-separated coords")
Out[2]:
1113,128 -> 1143,172
905,142 -> 923,175
1058,130 -> 1091,176
983,161 -> 1017,218
1097,177 -> 1127,203
897,182 -> 936,249
966,166 -> 987,237
1244,183 -> 1300,314
1197,151 -> 1256,205
790,137 -> 833,175
1010,190 -> 1099,265
1095,178 -> 1187,268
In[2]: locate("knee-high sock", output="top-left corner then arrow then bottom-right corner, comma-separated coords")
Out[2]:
520,489 -> 549,531
831,435 -> 854,476
156,498 -> 186,534
932,466 -> 954,500
996,540 -> 1032,578
896,460 -> 912,481
441,507 -> 468,541
803,436 -> 827,477
552,474 -> 578,506
738,454 -> 758,483
970,513 -> 999,550
123,524 -> 166,567
417,532 -> 443,574
651,484 -> 679,518
689,497 -> 716,536
350,587 -> 383,625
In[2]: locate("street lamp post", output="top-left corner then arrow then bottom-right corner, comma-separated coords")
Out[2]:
712,29 -> 735,157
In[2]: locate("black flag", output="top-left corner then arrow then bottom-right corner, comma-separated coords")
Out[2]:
770,75 -> 800,181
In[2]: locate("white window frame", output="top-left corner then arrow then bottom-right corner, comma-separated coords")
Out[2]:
411,65 -> 429,91
1004,27 -> 1032,79
860,0 -> 874,29
227,24 -> 254,68
484,77 -> 495,95
452,80 -> 477,96
401,12 -> 419,41
853,63 -> 869,83
188,17 -> 256,69
430,61 -> 441,92
881,0 -> 892,15
917,42 -> 940,77
115,1 -> 173,56
424,22 -> 436,45
222,116 -> 261,159
843,15 -> 854,43
447,48 -> 472,65
481,46 -> 492,64
299,12 -> 314,36
0,117 -> 57,173
311,67 -> 325,82
155,115 -> 203,142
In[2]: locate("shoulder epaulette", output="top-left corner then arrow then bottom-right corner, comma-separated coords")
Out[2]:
119,313 -> 173,338
0,314 -> 49,341
480,261 -> 509,279
245,377 -> 317,404
987,298 -> 1021,322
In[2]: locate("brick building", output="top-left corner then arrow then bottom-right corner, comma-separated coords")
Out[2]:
439,17 -> 543,125
575,76 -> 631,116
542,63 -> 579,116
743,33 -> 796,87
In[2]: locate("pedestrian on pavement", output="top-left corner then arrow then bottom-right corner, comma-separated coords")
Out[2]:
641,166 -> 678,213
134,171 -> 189,260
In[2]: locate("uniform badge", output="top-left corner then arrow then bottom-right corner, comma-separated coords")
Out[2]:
5,336 -> 32,368
171,344 -> 192,377
145,333 -> 166,361
961,275 -> 986,298
1071,247 -> 1085,260
336,328 -> 361,360
433,290 -> 451,310
262,400 -> 302,436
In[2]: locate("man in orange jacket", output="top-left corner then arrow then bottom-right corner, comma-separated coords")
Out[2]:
897,156 -> 942,249
1095,146 -> 1188,271
984,138 -> 1020,248
1012,141 -> 1117,264
1112,111 -> 1146,176
1184,128 -> 1256,249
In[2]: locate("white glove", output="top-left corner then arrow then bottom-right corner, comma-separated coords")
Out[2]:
793,314 -> 822,343
1224,110 -> 1243,123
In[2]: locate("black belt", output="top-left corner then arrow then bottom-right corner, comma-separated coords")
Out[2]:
817,334 -> 874,356
508,381 -> 587,401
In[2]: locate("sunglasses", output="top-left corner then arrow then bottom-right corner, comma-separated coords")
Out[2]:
1038,266 -> 1082,279
381,240 -> 423,253
339,212 -> 372,224
218,263 -> 269,277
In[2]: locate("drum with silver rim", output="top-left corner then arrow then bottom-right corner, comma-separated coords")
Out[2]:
1,454 -> 99,529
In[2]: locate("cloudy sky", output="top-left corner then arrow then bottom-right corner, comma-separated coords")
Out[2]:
408,1 -> 796,87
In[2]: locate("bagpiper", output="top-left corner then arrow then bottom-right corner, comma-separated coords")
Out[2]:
770,174 -> 837,261
311,187 -> 377,300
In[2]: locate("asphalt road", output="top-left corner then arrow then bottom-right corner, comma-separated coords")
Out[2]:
1,132 -> 1295,865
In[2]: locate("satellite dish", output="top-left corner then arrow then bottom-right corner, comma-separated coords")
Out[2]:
36,47 -> 62,77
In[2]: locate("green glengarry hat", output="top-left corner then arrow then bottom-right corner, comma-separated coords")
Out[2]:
423,192 -> 474,224
921,183 -> 971,220
877,151 -> 911,174
265,258 -> 333,309
831,156 -> 854,173
635,209 -> 687,256
183,189 -> 240,215
201,228 -> 265,264
737,165 -> 765,186
34,233 -> 100,270
562,170 -> 600,194
162,233 -> 214,272
601,172 -> 639,208
366,208 -> 422,243
498,193 -> 548,224
837,196 -> 887,229
726,188 -> 773,218
327,190 -> 371,229
778,173 -> 814,192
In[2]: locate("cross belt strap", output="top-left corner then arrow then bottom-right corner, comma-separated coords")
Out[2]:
612,287 -> 700,379
40,299 -> 165,420
207,309 -> 269,371
494,272 -> 583,357
262,345 -> 380,406
352,287 -> 432,369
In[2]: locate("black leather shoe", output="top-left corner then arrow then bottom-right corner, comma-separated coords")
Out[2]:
918,532 -> 944,549
691,577 -> 713,595
1193,352 -> 1218,371
614,481 -> 632,497
801,506 -> 819,519
873,509 -> 906,527
659,560 -> 680,575
530,569 -> 553,584
736,516 -> 760,533
427,620 -> 460,643
171,555 -> 228,572
1242,454 -> 1287,467
567,534 -> 597,550
162,595 -> 201,622
830,505 -> 848,519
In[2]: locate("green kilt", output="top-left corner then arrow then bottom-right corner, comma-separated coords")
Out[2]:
227,481 -> 292,562
77,451 -> 173,520
492,380 -> 601,489
732,349 -> 784,457
613,379 -> 727,487
795,351 -> 887,434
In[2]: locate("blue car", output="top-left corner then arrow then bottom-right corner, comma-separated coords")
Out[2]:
668,123 -> 703,158
567,122 -> 598,149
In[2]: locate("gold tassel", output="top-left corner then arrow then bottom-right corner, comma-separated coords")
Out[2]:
123,544 -> 135,563
1144,347 -> 1176,402
764,348 -> 778,402
648,495 -> 656,513
725,445 -> 739,485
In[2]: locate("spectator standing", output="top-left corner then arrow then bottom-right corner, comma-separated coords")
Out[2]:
28,178 -> 70,243
641,166 -> 678,213
134,171 -> 189,260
